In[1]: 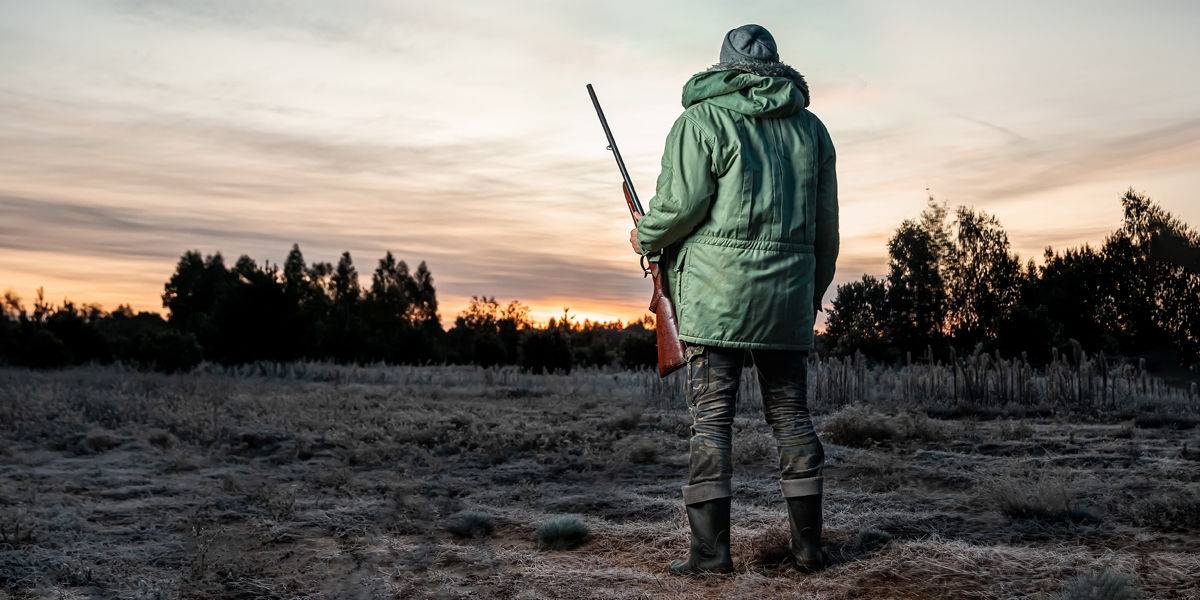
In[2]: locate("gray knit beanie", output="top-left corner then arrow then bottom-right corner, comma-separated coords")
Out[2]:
719,24 -> 779,64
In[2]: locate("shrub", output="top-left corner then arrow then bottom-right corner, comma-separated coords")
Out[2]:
607,436 -> 660,471
906,413 -> 952,442
145,428 -> 176,449
628,443 -> 658,465
997,419 -> 1034,440
733,431 -> 776,464
445,510 -> 495,539
532,515 -> 589,550
607,406 -> 643,432
265,486 -> 297,521
823,405 -> 896,446
823,405 -> 952,447
74,427 -> 122,455
1129,485 -> 1200,532
0,507 -> 37,546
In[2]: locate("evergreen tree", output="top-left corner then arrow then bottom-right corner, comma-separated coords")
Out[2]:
883,199 -> 949,356
325,252 -> 362,361
331,251 -> 360,307
161,251 -> 236,359
366,251 -> 413,322
212,255 -> 296,363
283,244 -> 306,298
412,261 -> 439,329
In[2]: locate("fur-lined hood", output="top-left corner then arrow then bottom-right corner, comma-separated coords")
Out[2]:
681,60 -> 810,118
704,60 -> 810,106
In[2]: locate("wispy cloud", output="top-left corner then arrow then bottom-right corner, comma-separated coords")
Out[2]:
1,0 -> 1197,322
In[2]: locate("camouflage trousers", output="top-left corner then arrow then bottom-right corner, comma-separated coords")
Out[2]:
680,344 -> 824,505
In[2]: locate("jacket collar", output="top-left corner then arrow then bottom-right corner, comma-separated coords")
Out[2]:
700,60 -> 810,108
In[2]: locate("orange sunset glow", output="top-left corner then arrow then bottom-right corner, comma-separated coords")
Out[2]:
2,2 -> 1198,326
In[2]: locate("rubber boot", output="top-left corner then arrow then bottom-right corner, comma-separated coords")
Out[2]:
785,494 -> 825,573
668,497 -> 734,575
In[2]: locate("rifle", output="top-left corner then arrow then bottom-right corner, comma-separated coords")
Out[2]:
586,83 -> 686,377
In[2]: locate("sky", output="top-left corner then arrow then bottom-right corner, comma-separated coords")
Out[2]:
1,0 -> 1198,326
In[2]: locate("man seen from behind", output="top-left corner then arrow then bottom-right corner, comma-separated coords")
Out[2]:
629,23 -> 839,575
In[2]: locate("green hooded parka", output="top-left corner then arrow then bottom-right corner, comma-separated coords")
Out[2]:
635,65 -> 839,350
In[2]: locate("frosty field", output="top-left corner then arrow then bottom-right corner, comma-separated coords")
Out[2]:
1,364 -> 1197,599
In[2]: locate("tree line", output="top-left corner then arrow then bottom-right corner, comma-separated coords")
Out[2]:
824,189 -> 1199,371
3,189 -> 1194,374
0,244 -> 659,373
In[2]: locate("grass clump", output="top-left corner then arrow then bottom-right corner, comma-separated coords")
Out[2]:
145,428 -> 176,449
997,419 -> 1034,440
532,515 -> 589,551
628,443 -> 658,465
72,427 -> 122,455
823,406 -> 949,447
993,478 -> 1099,525
733,430 -> 775,463
0,508 -> 37,546
823,406 -> 896,446
445,510 -> 495,539
1057,567 -> 1139,600
607,406 -> 644,432
1129,484 -> 1200,532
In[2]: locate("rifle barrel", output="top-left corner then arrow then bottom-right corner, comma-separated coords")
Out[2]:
586,84 -> 644,215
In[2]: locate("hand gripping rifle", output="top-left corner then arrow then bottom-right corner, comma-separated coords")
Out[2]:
587,83 -> 686,377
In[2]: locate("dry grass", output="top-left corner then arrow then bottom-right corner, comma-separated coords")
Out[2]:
0,364 -> 1197,599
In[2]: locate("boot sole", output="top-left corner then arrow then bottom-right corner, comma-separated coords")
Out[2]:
667,560 -> 735,576
667,567 -> 735,576
791,550 -> 828,574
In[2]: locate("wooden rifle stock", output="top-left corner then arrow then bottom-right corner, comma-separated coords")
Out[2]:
624,183 -> 686,377
587,83 -> 685,377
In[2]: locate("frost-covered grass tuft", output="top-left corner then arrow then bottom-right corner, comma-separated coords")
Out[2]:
445,510 -> 495,539
1058,567 -> 1139,600
532,515 -> 589,551
993,478 -> 1100,525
